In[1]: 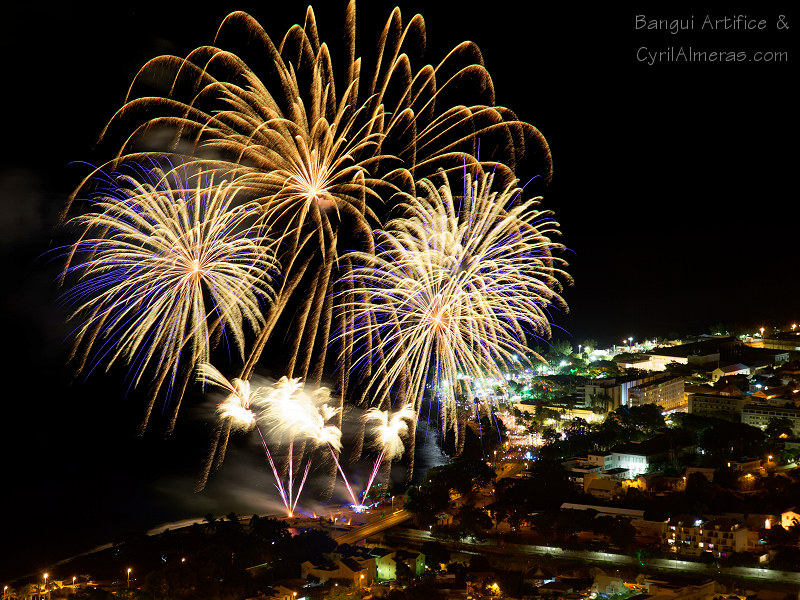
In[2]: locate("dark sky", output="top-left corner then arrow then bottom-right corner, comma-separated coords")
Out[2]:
1,0 -> 796,582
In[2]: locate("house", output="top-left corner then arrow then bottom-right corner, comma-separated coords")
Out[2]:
586,451 -> 614,471
684,467 -> 715,482
586,478 -> 619,500
711,364 -> 750,382
628,374 -> 685,411
662,516 -> 747,556
300,556 -> 375,585
688,392 -> 746,421
584,373 -> 669,410
339,557 -> 374,586
524,565 -> 556,587
609,432 -> 695,477
644,575 -> 715,600
781,507 -> 800,530
261,582 -> 308,600
725,457 -> 762,473
374,549 -> 425,581
539,581 -> 574,596
591,574 -> 626,597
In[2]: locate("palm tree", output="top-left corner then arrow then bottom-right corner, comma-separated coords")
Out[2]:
203,513 -> 217,533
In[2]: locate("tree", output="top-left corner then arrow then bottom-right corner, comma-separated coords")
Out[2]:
385,582 -> 445,600
250,515 -> 290,541
550,339 -> 574,358
420,541 -> 450,568
663,361 -> 694,377
684,472 -> 713,506
612,404 -> 665,434
68,589 -> 113,600
765,417 -> 794,440
530,512 -> 558,540
426,458 -> 496,498
406,484 -> 451,527
582,339 -> 598,353
590,393 -> 613,414
203,513 -> 217,533
541,426 -> 561,445
454,504 -> 493,541
770,547 -> 800,571
608,517 -> 637,553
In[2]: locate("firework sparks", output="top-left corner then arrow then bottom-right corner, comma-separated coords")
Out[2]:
197,363 -> 261,431
337,167 -> 570,452
257,377 -> 343,452
365,402 -> 416,460
60,2 -> 562,491
61,164 -> 278,429
82,2 -> 551,387
253,377 -> 359,511
361,402 -> 416,502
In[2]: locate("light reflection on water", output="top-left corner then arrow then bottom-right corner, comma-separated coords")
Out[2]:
410,416 -> 449,485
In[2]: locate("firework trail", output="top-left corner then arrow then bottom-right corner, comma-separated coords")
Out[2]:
337,167 -> 569,459
198,368 -> 354,514
61,163 -> 278,430
255,377 -> 359,511
361,402 -> 415,503
196,364 -> 296,513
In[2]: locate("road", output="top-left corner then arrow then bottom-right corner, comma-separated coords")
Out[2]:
383,528 -> 800,586
334,510 -> 412,545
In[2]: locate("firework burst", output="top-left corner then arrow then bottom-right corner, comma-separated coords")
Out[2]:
197,363 -> 262,431
61,164 -> 278,429
337,167 -> 569,453
361,402 -> 416,502
254,377 -> 359,513
81,2 -> 551,386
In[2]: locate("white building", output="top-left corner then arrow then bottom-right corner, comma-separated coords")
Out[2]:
662,516 -> 747,557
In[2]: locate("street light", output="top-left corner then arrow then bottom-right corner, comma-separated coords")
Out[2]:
127,568 -> 132,589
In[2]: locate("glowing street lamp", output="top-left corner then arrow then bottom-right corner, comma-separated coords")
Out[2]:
127,568 -> 132,589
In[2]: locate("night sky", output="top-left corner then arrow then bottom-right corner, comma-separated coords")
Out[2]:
1,0 -> 796,582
